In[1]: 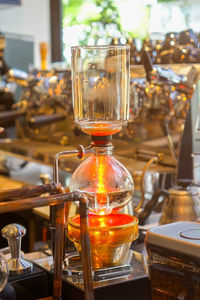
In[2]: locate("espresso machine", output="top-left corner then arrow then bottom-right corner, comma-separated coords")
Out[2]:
140,67 -> 200,225
0,32 -> 73,144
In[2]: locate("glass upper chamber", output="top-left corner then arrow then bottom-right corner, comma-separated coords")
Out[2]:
71,45 -> 130,136
70,45 -> 133,215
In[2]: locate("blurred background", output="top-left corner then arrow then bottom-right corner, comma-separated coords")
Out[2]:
0,0 -> 200,253
0,0 -> 200,70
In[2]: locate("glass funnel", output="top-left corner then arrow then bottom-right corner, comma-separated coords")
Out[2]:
69,144 -> 134,215
71,45 -> 130,136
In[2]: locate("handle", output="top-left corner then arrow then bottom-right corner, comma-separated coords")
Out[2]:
28,114 -> 65,128
0,110 -> 26,123
142,50 -> 154,82
139,189 -> 169,225
2,224 -> 25,260
134,153 -> 163,214
2,224 -> 33,276
160,118 -> 177,164
40,173 -> 51,184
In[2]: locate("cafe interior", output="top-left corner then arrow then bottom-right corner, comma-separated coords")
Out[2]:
0,0 -> 200,299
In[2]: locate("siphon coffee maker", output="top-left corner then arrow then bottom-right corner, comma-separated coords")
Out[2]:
49,46 -> 148,300
67,45 -> 139,271
0,46 -> 149,300
50,45 -> 147,279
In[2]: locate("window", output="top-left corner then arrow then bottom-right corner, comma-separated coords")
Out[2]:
62,0 -> 151,64
50,0 -> 200,64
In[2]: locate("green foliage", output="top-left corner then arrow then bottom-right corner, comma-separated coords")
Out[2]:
63,0 -> 122,44
157,0 -> 177,2
62,0 -> 84,26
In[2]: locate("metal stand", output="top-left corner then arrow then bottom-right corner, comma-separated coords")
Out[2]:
0,145 -> 95,300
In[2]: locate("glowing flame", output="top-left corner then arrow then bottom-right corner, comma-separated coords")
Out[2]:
96,156 -> 108,215
97,156 -> 105,193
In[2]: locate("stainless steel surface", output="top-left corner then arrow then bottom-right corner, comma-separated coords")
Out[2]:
146,221 -> 200,259
146,221 -> 200,299
1,224 -> 33,276
63,252 -> 133,281
33,248 -> 148,289
159,186 -> 200,224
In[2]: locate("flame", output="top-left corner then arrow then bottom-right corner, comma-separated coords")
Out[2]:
97,156 -> 105,193
86,155 -> 114,215
96,156 -> 107,215
98,216 -> 107,227
98,210 -> 106,215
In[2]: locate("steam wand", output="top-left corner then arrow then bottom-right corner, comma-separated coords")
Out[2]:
135,152 -> 163,215
160,118 -> 177,164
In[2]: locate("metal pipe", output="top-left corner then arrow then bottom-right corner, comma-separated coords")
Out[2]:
51,149 -> 80,269
53,146 -> 93,183
53,150 -> 79,183
53,203 -> 65,300
51,146 -> 94,300
0,183 -> 63,201
51,146 -> 93,266
0,192 -> 78,214
80,197 -> 94,300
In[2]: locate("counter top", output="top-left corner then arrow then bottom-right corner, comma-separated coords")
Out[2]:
0,174 -> 24,190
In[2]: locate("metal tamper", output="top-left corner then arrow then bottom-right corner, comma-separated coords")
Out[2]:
2,224 -> 33,276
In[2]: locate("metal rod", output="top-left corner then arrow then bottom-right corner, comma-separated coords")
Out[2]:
53,150 -> 79,183
53,146 -> 93,183
80,197 -> 94,300
0,192 -> 78,214
53,203 -> 65,300
51,149 -> 80,269
0,183 -> 63,201
51,146 -> 93,267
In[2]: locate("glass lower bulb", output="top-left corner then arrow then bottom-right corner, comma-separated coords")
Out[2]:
69,153 -> 134,215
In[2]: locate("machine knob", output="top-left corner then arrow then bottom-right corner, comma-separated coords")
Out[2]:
39,173 -> 51,184
2,224 -> 33,276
